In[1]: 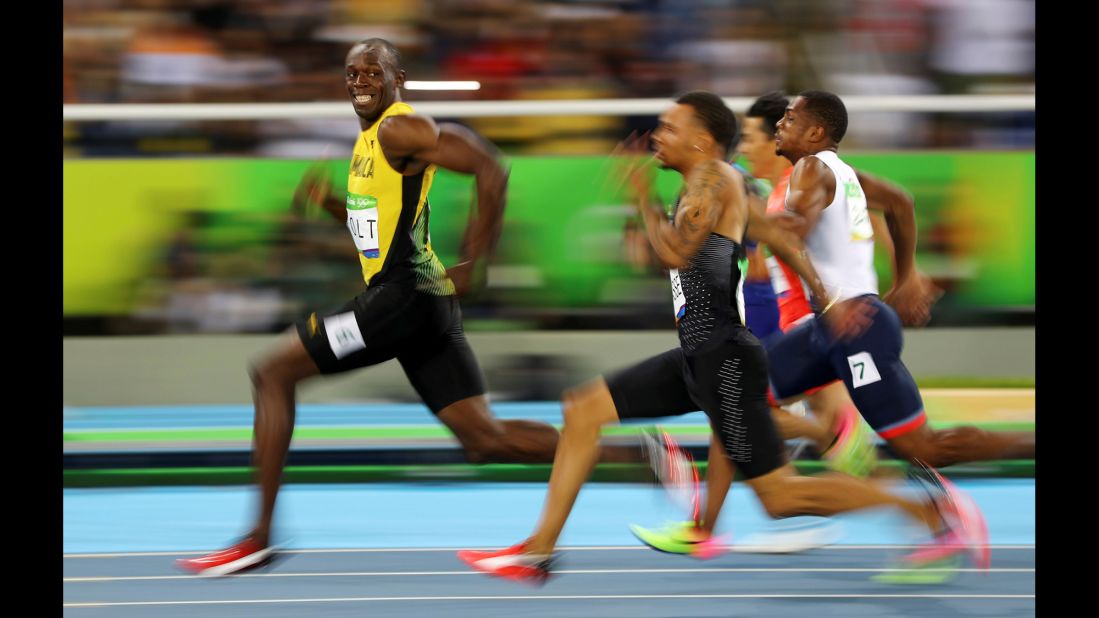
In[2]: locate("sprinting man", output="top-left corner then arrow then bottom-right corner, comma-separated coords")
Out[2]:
637,91 -> 1025,562
632,92 -> 883,554
457,91 -> 982,583
764,91 -> 1032,471
177,38 -> 571,576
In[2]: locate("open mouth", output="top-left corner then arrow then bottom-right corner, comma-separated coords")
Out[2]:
353,94 -> 374,104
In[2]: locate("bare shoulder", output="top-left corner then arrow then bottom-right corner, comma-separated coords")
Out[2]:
377,113 -> 439,154
788,156 -> 835,199
687,159 -> 740,199
722,162 -> 746,194
795,155 -> 826,177
695,158 -> 737,180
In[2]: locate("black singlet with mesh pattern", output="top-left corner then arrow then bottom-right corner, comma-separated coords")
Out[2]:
670,195 -> 751,355
603,192 -> 786,480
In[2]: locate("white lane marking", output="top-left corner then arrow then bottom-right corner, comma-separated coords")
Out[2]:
65,567 -> 1036,582
63,544 -> 1036,558
63,593 -> 1037,608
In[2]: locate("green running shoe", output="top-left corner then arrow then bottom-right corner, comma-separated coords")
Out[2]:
824,406 -> 878,478
871,554 -> 962,585
629,521 -> 728,559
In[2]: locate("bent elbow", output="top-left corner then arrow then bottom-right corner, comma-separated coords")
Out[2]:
891,189 -> 915,214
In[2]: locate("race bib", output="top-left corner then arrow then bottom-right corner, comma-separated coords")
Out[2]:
847,351 -> 882,388
670,269 -> 686,321
843,180 -> 874,241
324,311 -> 367,359
346,193 -> 380,258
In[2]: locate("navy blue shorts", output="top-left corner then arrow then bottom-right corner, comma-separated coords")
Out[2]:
764,296 -> 926,439
743,280 -> 781,342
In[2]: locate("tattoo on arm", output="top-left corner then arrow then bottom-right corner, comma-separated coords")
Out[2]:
640,161 -> 728,267
678,162 -> 725,237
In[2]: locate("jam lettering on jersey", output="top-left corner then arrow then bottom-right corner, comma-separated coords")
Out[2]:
349,140 -> 376,179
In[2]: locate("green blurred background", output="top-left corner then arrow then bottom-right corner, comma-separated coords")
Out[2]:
64,151 -> 1033,331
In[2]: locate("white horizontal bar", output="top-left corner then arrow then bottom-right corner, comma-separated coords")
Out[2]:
62,95 -> 1035,122
405,81 -> 481,91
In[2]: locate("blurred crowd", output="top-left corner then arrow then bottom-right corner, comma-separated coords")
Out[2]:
64,0 -> 1035,156
64,0 -> 1035,336
127,208 -> 364,334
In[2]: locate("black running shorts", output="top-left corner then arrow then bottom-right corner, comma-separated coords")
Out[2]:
295,284 -> 485,413
604,331 -> 786,479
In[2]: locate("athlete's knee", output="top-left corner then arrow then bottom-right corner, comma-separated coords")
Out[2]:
923,427 -> 983,467
249,361 -> 281,390
560,388 -> 599,432
885,435 -> 930,464
249,356 -> 302,392
562,379 -> 619,433
452,424 -> 507,464
251,341 -> 318,390
248,362 -> 273,390
888,428 -> 974,468
748,473 -> 807,519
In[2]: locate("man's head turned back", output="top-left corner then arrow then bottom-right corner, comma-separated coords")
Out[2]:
346,38 -> 405,124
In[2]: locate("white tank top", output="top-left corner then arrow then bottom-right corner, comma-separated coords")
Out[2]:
785,150 -> 878,302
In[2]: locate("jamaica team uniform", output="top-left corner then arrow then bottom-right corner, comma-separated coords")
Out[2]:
295,102 -> 484,413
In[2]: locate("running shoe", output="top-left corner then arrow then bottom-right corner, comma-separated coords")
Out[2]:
905,461 -> 991,570
823,405 -> 878,478
871,553 -> 963,585
174,537 -> 277,576
628,521 -> 728,559
457,541 -> 557,585
874,460 -> 990,586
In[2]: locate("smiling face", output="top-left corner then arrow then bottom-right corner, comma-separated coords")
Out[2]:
345,44 -> 405,125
